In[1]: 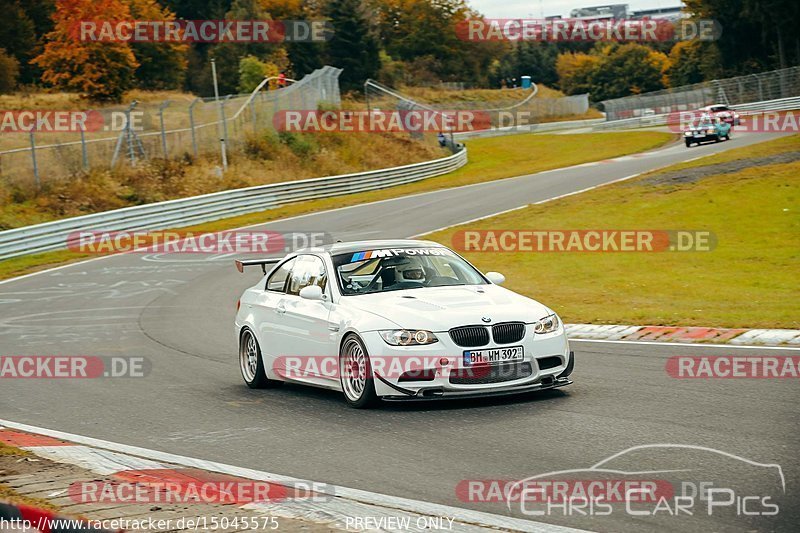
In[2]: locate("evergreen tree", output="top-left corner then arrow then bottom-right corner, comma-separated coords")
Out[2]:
0,0 -> 39,84
325,0 -> 380,92
127,0 -> 188,90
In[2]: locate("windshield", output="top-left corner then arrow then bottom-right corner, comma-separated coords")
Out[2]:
332,247 -> 487,295
692,119 -> 716,128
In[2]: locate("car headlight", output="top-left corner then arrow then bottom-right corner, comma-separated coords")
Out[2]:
533,314 -> 560,334
379,329 -> 438,346
684,131 -> 691,136
707,128 -> 716,134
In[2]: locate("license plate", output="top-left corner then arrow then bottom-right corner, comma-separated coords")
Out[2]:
463,346 -> 524,366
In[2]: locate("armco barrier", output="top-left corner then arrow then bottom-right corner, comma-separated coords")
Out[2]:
0,148 -> 467,261
593,95 -> 800,130
454,118 -> 605,140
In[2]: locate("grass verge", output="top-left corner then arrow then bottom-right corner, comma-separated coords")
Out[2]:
0,131 -> 674,281
423,134 -> 800,329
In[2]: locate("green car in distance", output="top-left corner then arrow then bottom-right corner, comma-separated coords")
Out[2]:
684,116 -> 732,147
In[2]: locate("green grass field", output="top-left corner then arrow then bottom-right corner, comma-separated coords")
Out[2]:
0,131 -> 673,281
424,135 -> 800,329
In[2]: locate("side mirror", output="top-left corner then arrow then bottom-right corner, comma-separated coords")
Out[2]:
486,272 -> 505,285
299,285 -> 325,301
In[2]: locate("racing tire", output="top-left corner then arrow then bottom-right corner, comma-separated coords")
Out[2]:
239,328 -> 283,389
685,139 -> 692,148
339,334 -> 378,409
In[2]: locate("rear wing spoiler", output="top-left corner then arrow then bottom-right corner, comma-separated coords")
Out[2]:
235,258 -> 281,274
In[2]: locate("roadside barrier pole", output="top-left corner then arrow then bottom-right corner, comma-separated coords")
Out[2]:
158,100 -> 171,158
189,98 -> 200,158
29,131 -> 40,188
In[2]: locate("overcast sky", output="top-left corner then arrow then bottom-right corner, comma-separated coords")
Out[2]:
467,0 -> 684,18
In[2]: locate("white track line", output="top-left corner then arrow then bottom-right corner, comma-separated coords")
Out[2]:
0,420 -> 587,533
570,338 -> 800,352
408,170 -> 650,238
0,141 -> 685,287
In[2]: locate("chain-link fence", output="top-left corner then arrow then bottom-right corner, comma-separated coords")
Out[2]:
364,79 -> 589,138
0,66 -> 341,187
601,66 -> 800,121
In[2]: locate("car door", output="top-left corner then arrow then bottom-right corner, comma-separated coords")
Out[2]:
253,257 -> 296,373
274,254 -> 337,384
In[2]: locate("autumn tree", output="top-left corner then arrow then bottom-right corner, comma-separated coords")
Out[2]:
556,52 -> 602,96
557,44 -> 670,101
32,0 -> 138,101
666,40 -> 723,86
591,44 -> 670,99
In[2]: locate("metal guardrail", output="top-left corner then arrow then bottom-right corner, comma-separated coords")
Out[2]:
454,118 -> 606,140
0,148 -> 467,260
735,95 -> 800,113
592,96 -> 800,130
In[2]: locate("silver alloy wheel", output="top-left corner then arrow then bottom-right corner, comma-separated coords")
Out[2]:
240,330 -> 259,383
341,337 -> 368,402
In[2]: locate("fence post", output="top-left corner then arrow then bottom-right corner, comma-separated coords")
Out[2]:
110,102 -> 135,168
222,94 -> 232,156
188,98 -> 200,158
126,102 -> 138,167
29,131 -> 40,189
211,58 -> 228,171
158,100 -> 171,158
80,116 -> 89,170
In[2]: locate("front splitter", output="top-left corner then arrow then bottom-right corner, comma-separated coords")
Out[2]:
380,377 -> 573,402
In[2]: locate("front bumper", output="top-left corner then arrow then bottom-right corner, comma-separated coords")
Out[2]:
686,133 -> 718,142
361,328 -> 573,400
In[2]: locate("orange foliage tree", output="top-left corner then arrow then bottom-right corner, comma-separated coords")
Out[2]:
32,0 -> 138,102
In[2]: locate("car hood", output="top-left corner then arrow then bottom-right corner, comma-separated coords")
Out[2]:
343,285 -> 551,331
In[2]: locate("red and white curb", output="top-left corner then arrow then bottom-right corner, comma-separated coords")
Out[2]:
0,421 -> 587,533
565,323 -> 800,347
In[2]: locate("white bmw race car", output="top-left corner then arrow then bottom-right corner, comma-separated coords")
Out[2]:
235,240 -> 574,408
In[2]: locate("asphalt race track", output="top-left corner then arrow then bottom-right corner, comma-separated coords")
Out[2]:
1,132 -> 797,532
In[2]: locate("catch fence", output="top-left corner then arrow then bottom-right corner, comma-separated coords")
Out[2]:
0,66 -> 342,186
